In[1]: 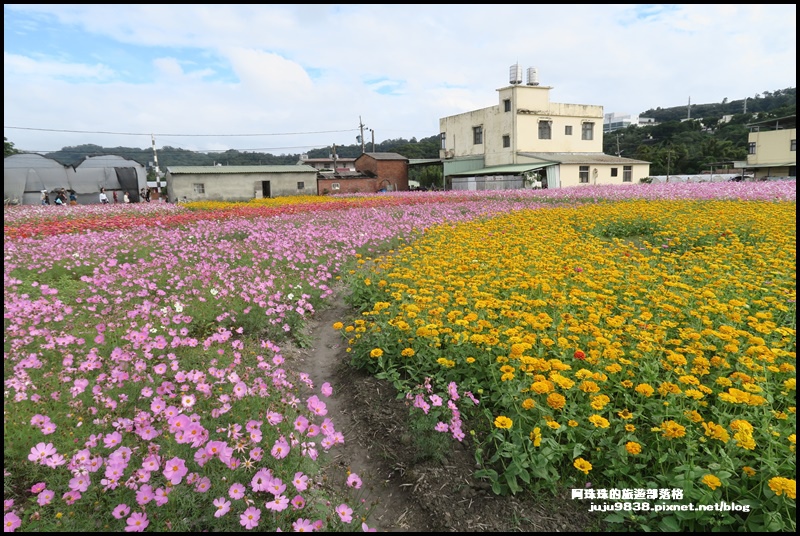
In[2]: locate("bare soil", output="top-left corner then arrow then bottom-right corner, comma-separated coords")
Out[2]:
291,290 -> 602,532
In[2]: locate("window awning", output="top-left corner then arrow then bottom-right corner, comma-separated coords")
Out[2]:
448,162 -> 554,177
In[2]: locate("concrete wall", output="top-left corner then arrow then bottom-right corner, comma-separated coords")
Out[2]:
558,163 -> 651,188
167,171 -> 318,202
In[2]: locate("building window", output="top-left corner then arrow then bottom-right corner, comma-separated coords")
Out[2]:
440,132 -> 446,149
503,99 -> 511,112
791,139 -> 796,151
502,135 -> 510,148
297,182 -> 305,190
565,125 -> 573,136
748,142 -> 756,155
582,122 -> 594,140
579,166 -> 589,183
538,121 -> 552,140
193,183 -> 205,194
473,126 -> 483,145
610,167 -> 618,177
331,183 -> 340,191
623,166 -> 632,182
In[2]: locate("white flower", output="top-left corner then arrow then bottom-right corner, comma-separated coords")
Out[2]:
174,302 -> 184,313
181,395 -> 196,408
210,288 -> 219,296
287,293 -> 295,301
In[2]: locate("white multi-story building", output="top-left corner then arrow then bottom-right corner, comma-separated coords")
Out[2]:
438,65 -> 650,189
745,115 -> 796,180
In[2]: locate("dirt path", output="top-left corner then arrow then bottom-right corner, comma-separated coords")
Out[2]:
294,291 -> 599,533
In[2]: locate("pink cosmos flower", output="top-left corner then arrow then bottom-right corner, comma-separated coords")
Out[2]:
4,512 -> 22,532
292,518 -> 315,531
294,415 -> 310,434
362,522 -> 377,532
163,457 -> 188,485
213,497 -> 231,517
267,478 -> 287,496
240,506 -> 260,529
135,484 -> 154,505
154,487 -> 169,506
103,431 -> 123,449
320,382 -> 333,397
69,474 -> 90,492
291,495 -> 306,510
336,503 -> 353,523
229,483 -> 246,500
271,437 -> 290,460
264,495 -> 289,512
112,504 -> 130,519
30,482 -> 47,494
125,512 -> 149,532
62,491 -> 81,505
194,477 -> 211,493
346,474 -> 362,490
36,489 -> 54,506
28,443 -> 56,464
293,472 -> 309,492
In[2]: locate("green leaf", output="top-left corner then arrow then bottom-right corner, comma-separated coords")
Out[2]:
659,516 -> 681,532
604,513 -> 626,524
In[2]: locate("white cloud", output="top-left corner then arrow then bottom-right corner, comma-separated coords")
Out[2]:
3,4 -> 796,153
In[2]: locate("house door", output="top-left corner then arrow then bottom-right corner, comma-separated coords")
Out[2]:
261,181 -> 271,198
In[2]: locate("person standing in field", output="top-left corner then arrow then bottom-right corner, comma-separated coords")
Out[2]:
123,191 -> 130,203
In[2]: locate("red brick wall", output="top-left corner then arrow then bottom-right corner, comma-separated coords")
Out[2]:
354,156 -> 410,191
317,178 -> 381,195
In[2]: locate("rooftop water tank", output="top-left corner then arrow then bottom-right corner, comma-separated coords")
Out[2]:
526,67 -> 539,86
509,64 -> 522,85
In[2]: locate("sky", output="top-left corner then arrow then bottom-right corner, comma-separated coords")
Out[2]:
4,4 -> 797,156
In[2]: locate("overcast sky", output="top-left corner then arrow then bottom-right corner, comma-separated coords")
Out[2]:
4,4 -> 796,155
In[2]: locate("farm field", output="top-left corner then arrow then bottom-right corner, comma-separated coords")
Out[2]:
3,182 -> 796,532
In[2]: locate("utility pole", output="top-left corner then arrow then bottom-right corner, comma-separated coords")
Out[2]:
359,116 -> 366,154
370,128 -> 375,152
615,133 -> 621,157
151,134 -> 162,192
666,149 -> 672,182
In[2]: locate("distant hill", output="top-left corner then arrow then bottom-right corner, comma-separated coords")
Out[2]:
639,87 -> 795,122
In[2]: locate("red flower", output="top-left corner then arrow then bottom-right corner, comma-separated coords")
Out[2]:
574,350 -> 586,360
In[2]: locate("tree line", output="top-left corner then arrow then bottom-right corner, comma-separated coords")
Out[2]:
4,87 -> 795,178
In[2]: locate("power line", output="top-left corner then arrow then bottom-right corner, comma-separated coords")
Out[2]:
4,125 -> 359,137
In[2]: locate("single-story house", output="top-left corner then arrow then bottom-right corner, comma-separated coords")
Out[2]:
165,165 -> 319,202
448,153 -> 650,190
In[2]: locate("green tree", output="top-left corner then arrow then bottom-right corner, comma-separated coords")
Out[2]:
4,137 -> 20,157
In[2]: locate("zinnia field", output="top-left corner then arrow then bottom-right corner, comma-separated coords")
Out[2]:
3,182 -> 796,532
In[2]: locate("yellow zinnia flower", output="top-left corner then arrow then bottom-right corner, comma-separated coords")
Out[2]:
332,322 -> 344,330
573,457 -> 592,475
625,441 -> 642,455
369,348 -> 383,358
768,477 -> 796,499
494,416 -> 513,430
546,393 -> 566,410
660,420 -> 686,439
702,474 -> 722,490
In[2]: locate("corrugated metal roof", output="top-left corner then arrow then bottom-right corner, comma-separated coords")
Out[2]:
408,158 -> 443,165
449,162 -> 554,177
519,152 -> 650,164
746,161 -> 796,168
167,165 -> 318,174
356,152 -> 408,161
